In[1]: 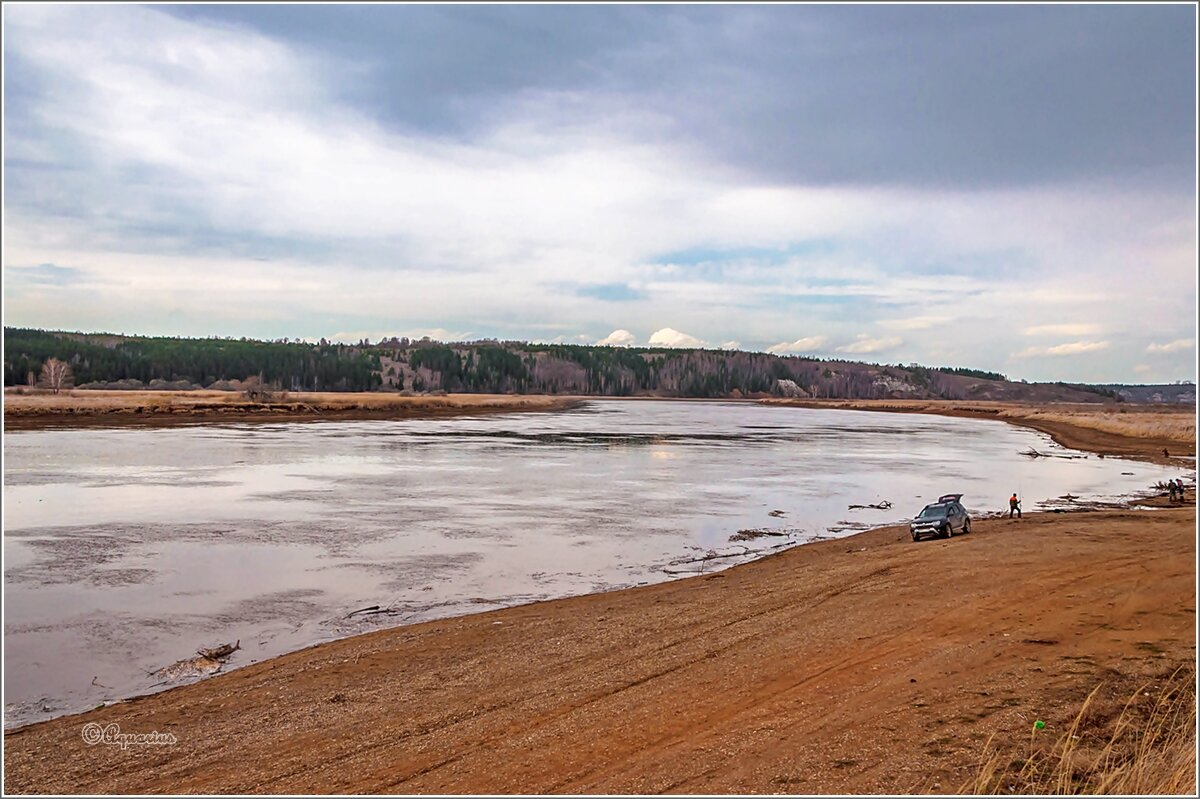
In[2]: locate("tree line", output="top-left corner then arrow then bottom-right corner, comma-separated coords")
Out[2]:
3,328 -> 381,391
4,327 -> 1125,402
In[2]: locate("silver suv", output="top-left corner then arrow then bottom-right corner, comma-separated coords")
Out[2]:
910,493 -> 971,541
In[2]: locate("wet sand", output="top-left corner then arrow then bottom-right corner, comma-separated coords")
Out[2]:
3,401 -> 1196,794
2,390 -> 580,429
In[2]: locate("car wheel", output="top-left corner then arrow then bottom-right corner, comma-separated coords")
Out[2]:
941,524 -> 952,539
963,519 -> 971,534
911,531 -> 919,541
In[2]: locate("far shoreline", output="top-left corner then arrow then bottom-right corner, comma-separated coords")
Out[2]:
2,389 -> 584,430
761,397 -> 1195,467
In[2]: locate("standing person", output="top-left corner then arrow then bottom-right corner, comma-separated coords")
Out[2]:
1169,480 -> 1179,502
1009,492 -> 1022,519
1177,478 -> 1186,502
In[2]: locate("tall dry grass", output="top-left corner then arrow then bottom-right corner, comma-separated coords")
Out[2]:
965,666 -> 1197,794
1006,409 -> 1196,446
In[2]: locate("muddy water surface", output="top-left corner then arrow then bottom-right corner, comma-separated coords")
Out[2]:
3,400 -> 1178,726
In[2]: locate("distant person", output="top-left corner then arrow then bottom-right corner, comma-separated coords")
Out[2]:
1163,448 -> 1170,458
1168,481 -> 1179,502
1009,493 -> 1022,519
1177,478 -> 1186,502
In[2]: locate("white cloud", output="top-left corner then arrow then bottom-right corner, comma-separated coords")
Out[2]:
766,336 -> 828,354
539,333 -> 594,345
718,340 -> 741,350
1022,323 -> 1102,337
648,327 -> 704,348
596,329 -> 636,347
1134,364 -> 1153,374
1146,338 -> 1193,354
1013,340 -> 1111,358
836,335 -> 902,355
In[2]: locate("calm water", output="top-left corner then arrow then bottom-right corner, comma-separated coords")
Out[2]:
2,400 -> 1180,726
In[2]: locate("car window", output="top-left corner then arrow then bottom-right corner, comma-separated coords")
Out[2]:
919,505 -> 948,518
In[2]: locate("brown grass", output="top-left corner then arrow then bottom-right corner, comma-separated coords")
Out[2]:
2,389 -> 576,424
1011,408 -> 1195,445
965,665 -> 1197,795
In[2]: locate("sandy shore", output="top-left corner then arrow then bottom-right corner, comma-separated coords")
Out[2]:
3,400 -> 1196,794
4,501 -> 1193,794
2,390 -> 580,429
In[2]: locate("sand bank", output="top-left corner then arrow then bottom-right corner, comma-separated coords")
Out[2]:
3,390 -> 580,429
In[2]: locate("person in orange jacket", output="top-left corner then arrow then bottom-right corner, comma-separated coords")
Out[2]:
1009,493 -> 1022,519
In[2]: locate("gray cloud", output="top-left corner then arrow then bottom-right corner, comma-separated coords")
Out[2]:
6,263 -> 84,286
164,4 -> 1195,188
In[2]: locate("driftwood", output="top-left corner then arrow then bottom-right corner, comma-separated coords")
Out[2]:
150,640 -> 241,687
197,640 -> 241,660
848,500 -> 892,510
663,549 -> 748,576
665,539 -> 802,574
669,547 -> 752,566
730,528 -> 791,542
1020,448 -> 1086,460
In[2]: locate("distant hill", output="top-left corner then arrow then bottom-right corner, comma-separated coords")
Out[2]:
2,327 -> 1182,404
1099,383 -> 1197,404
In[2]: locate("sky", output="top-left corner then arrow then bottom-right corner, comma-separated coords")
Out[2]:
2,3 -> 1197,383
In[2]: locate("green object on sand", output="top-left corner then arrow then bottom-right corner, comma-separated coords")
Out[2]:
1034,720 -> 1045,730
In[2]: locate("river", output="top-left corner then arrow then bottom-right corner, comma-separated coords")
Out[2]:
2,399 -> 1178,726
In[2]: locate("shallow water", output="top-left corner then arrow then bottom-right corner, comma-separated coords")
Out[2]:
2,399 -> 1180,726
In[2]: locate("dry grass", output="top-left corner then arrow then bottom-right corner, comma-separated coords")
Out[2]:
965,665 -> 1197,795
2,388 -> 571,415
1010,408 -> 1196,446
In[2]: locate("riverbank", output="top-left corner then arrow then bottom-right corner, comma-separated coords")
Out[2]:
4,490 -> 1193,794
761,398 -> 1196,466
2,390 -> 580,429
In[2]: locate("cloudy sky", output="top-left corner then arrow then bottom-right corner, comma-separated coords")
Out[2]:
3,4 -> 1196,382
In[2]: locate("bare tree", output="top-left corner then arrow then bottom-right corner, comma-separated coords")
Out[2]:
39,358 -> 73,394
241,375 -> 283,402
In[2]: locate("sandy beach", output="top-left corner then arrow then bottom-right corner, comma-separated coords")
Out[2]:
3,400 -> 1196,794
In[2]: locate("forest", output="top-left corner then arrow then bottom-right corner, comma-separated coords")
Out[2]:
2,327 -> 1150,403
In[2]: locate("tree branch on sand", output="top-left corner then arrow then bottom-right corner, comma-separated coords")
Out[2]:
1020,448 -> 1086,460
848,500 -> 892,510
